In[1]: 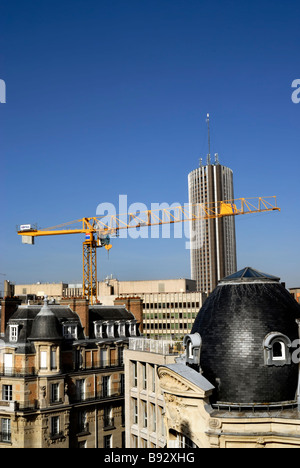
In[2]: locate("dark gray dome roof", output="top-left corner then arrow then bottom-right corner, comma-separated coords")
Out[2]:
191,268 -> 300,405
29,298 -> 62,341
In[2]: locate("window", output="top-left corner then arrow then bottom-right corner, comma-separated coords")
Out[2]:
264,332 -> 292,366
51,416 -> 60,437
133,399 -> 138,425
4,354 -> 13,376
1,419 -> 11,443
142,401 -> 148,429
142,364 -> 147,390
106,322 -> 114,338
120,373 -> 125,395
102,376 -> 111,398
118,347 -> 124,366
273,341 -> 286,360
63,324 -> 77,339
133,362 -> 138,387
129,322 -> 137,337
104,434 -> 112,448
132,435 -> 138,448
151,403 -> 156,432
94,322 -> 103,339
9,325 -> 18,343
2,385 -> 12,402
118,321 -> 126,337
78,411 -> 88,433
104,406 -> 114,428
40,351 -> 47,370
151,365 -> 156,393
76,379 -> 85,401
51,383 -> 60,403
51,348 -> 57,370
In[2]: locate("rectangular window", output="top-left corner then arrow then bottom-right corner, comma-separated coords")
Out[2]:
151,403 -> 156,432
132,435 -> 138,448
133,362 -> 137,387
104,434 -> 112,448
142,401 -> 148,429
50,349 -> 57,370
120,373 -> 125,395
9,326 -> 18,343
76,379 -> 85,401
63,325 -> 77,339
78,411 -> 87,433
4,354 -> 13,376
51,383 -> 60,403
2,385 -> 12,402
40,351 -> 47,370
1,419 -> 11,443
133,399 -> 138,425
51,416 -> 60,436
142,364 -> 147,390
102,376 -> 111,398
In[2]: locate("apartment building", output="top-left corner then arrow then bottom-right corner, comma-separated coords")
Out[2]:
0,297 -> 140,448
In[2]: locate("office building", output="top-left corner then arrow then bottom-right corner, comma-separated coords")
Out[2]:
188,158 -> 237,292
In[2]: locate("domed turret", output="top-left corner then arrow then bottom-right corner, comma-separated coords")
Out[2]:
191,267 -> 300,406
29,296 -> 62,341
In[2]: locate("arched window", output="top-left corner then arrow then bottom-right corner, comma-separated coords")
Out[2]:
263,333 -> 292,366
183,333 -> 202,368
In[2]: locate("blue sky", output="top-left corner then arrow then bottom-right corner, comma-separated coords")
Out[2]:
0,0 -> 299,290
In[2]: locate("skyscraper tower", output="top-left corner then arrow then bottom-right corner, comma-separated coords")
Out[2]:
188,115 -> 237,292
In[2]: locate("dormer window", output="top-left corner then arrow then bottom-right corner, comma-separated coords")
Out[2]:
9,325 -> 19,343
118,321 -> 126,337
263,332 -> 292,366
128,321 -> 137,337
63,324 -> 78,340
105,321 -> 115,339
183,333 -> 202,369
94,322 -> 103,339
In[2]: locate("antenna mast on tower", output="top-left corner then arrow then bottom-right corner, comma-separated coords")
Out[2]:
206,113 -> 211,165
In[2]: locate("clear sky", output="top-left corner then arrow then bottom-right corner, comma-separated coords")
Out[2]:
0,0 -> 299,290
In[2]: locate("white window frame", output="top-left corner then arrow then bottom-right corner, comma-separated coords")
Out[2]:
1,418 -> 11,442
63,324 -> 78,340
9,325 -> 18,343
2,385 -> 13,402
40,351 -> 47,370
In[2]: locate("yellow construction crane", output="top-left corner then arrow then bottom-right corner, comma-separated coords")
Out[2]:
17,196 -> 280,304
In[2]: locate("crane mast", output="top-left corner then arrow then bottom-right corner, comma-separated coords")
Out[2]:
18,196 -> 280,305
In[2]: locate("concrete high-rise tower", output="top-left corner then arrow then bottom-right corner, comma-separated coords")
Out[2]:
188,115 -> 237,292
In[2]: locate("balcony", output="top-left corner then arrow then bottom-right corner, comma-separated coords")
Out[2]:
0,360 -> 124,378
70,389 -> 124,404
129,338 -> 184,356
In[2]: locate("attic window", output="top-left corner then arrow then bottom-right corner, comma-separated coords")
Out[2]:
263,333 -> 292,366
9,325 -> 19,343
63,324 -> 78,340
272,341 -> 286,360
